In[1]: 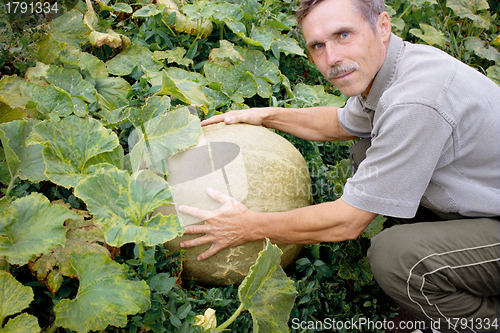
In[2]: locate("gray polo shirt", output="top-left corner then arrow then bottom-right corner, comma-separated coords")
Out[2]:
338,33 -> 500,218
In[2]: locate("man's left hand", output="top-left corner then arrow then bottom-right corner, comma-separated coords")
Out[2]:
178,188 -> 258,261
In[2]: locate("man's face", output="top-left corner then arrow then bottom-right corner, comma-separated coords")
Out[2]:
302,0 -> 391,97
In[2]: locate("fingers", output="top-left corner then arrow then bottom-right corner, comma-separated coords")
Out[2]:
206,187 -> 234,205
201,108 -> 265,127
178,204 -> 213,221
200,114 -> 227,126
197,245 -> 224,261
179,231 -> 225,261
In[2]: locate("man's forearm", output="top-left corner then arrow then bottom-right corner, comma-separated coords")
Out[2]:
261,107 -> 357,142
249,199 -> 377,244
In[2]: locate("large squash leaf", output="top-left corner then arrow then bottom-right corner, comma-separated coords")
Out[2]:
465,37 -> 500,63
26,115 -> 121,188
35,9 -> 91,67
54,253 -> 150,333
237,239 -> 297,333
148,69 -> 210,110
410,23 -> 447,48
446,0 -> 491,28
0,193 -> 78,266
106,43 -> 162,76
204,62 -> 256,103
29,217 -> 112,293
0,76 -> 26,110
20,82 -> 74,120
94,77 -> 131,111
128,107 -> 200,174
237,47 -> 281,98
74,168 -> 184,247
0,103 -> 26,124
128,95 -> 171,129
44,66 -> 98,117
487,65 -> 500,86
0,119 -> 47,184
0,271 -> 40,333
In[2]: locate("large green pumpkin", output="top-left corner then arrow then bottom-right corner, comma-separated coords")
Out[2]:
159,123 -> 312,286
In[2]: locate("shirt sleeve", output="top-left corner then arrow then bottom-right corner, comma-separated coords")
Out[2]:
337,97 -> 373,138
340,103 -> 453,218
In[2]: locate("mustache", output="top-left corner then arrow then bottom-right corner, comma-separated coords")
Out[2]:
326,63 -> 360,79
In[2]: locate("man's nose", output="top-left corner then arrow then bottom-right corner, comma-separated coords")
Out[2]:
325,42 -> 343,66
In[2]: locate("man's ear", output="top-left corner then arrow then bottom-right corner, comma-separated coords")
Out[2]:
377,11 -> 391,44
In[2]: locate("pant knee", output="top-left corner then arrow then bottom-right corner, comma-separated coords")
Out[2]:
367,225 -> 419,298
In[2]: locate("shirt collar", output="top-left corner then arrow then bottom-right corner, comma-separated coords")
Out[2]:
362,33 -> 404,111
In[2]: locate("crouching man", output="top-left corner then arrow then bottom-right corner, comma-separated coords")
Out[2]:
178,0 -> 500,331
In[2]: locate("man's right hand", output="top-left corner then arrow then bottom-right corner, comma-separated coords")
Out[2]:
200,107 -> 270,127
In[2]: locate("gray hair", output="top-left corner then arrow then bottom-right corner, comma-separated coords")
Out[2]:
296,0 -> 386,31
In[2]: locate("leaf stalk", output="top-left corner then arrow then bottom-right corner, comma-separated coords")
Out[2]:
216,303 -> 245,332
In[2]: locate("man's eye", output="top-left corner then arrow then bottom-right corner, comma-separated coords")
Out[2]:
340,32 -> 349,38
314,43 -> 324,50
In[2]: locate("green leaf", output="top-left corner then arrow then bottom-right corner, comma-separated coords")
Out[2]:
111,3 -> 133,13
0,119 -> 47,184
0,193 -> 78,266
238,47 -> 281,98
20,82 -> 74,120
249,25 -> 277,51
45,66 -> 98,117
327,159 -> 353,198
271,30 -> 306,58
149,69 -> 210,109
129,107 -> 201,174
26,116 -> 121,188
238,239 -> 297,333
153,47 -> 194,67
209,3 -> 244,25
0,103 -> 26,124
208,40 -> 244,66
78,52 -> 109,79
46,9 -> 91,48
310,85 -> 347,107
446,0 -> 491,28
338,255 -> 373,286
361,215 -> 386,239
224,19 -> 246,35
465,37 -> 500,63
0,271 -> 34,321
204,63 -> 256,103
100,106 -> 130,127
74,169 -> 184,247
95,77 -> 131,111
54,253 -> 150,333
487,65 -> 500,86
493,34 -> 500,46
0,76 -> 26,110
410,23 -> 447,48
1,312 -> 40,333
292,83 -> 320,107
148,273 -> 177,294
106,43 -> 163,76
30,217 -> 112,286
408,0 -> 438,5
0,147 -> 9,186
128,95 -> 171,128
0,271 -> 40,332
132,4 -> 162,17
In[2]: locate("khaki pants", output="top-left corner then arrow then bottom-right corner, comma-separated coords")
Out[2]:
350,139 -> 500,332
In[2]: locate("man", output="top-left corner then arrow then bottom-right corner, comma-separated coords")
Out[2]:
178,0 -> 500,331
